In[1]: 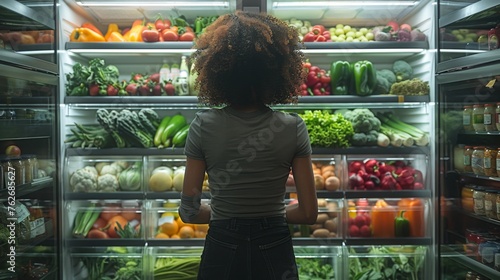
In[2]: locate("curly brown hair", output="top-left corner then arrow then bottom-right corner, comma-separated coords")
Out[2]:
190,11 -> 305,106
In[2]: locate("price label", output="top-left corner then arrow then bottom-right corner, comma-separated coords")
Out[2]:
486,79 -> 496,89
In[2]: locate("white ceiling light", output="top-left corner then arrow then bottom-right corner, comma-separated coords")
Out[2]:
272,1 -> 418,8
76,1 -> 229,7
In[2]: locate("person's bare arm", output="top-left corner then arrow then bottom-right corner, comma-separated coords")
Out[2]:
178,157 -> 211,224
285,155 -> 318,224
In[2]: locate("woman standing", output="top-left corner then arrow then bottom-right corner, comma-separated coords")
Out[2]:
178,11 -> 318,280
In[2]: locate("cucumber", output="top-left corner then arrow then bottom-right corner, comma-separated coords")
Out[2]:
172,124 -> 190,147
160,114 -> 187,146
154,115 -> 171,147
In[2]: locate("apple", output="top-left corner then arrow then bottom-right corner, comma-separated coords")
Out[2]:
343,25 -> 352,32
360,225 -> 372,237
335,28 -> 344,36
355,31 -> 363,38
335,24 -> 344,29
346,31 -> 355,38
5,145 -> 21,156
360,27 -> 368,35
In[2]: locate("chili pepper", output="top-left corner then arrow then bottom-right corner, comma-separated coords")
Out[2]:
395,211 -> 411,237
69,27 -> 105,42
330,61 -> 351,95
380,172 -> 397,190
352,60 -> 377,96
104,23 -> 120,41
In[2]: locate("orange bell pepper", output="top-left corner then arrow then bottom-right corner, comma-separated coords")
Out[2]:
124,24 -> 145,42
82,22 -> 103,37
104,23 -> 120,41
371,199 -> 396,238
107,31 -> 126,42
132,19 -> 145,27
70,27 -> 105,42
397,198 -> 425,237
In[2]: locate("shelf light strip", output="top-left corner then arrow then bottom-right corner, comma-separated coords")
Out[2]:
272,1 -> 418,8
66,48 -> 425,54
76,1 -> 229,7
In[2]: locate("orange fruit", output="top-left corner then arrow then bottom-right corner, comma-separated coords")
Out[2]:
194,224 -> 209,233
170,234 -> 181,239
159,213 -> 178,236
176,217 -> 194,230
194,230 -> 207,238
155,232 -> 169,239
178,226 -> 195,239
106,215 -> 129,238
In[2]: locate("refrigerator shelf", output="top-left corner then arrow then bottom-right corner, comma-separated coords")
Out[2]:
0,177 -> 53,201
436,49 -> 500,75
64,191 -> 144,200
438,0 -> 500,29
65,147 -> 185,157
345,237 -> 432,246
441,245 -> 500,280
344,190 -> 432,199
312,146 -> 430,156
64,95 -> 430,107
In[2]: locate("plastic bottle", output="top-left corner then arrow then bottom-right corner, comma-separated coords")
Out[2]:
170,62 -> 180,91
159,60 -> 171,84
176,56 -> 189,96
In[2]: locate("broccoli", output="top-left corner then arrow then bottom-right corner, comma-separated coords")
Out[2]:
366,130 -> 379,145
351,133 -> 368,146
377,69 -> 397,85
374,75 -> 391,95
343,109 -> 381,133
392,60 -> 413,81
389,78 -> 430,96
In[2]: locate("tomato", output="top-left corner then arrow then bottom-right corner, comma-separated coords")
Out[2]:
142,27 -> 159,42
184,26 -> 194,33
179,32 -> 195,41
149,73 -> 160,83
121,209 -> 138,221
87,229 -> 109,239
92,218 -> 108,230
107,215 -> 128,238
163,83 -> 175,96
99,206 -> 121,221
162,29 -> 178,41
132,73 -> 143,82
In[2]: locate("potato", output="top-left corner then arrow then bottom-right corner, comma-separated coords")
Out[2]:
316,213 -> 329,224
324,218 -> 338,233
321,165 -> 335,174
317,199 -> 327,207
322,170 -> 336,180
310,223 -> 323,231
293,232 -> 302,237
325,176 -> 340,191
312,228 -> 330,238
314,174 -> 325,190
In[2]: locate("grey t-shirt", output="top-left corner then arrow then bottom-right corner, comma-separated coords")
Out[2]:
184,106 -> 311,220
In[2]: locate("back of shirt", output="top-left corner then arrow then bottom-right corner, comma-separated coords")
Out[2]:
184,106 -> 311,220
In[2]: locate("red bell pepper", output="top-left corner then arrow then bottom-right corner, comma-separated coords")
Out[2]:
303,32 -> 316,42
349,172 -> 365,190
307,71 -> 320,86
392,168 -> 415,189
380,172 -> 397,190
314,35 -> 326,42
364,159 -> 378,174
349,161 -> 365,173
312,25 -> 325,35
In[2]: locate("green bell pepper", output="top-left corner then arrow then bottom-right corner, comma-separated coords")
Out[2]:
330,61 -> 351,95
394,211 -> 410,237
352,60 -> 377,96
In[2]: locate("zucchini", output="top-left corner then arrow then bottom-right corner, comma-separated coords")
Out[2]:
160,114 -> 187,146
172,124 -> 190,147
154,116 -> 171,147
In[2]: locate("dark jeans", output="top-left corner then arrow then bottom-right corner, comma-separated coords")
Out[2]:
197,216 -> 298,280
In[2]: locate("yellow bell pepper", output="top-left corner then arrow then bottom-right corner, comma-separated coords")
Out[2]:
104,23 -> 120,41
123,24 -> 145,42
70,27 -> 105,42
107,31 -> 126,42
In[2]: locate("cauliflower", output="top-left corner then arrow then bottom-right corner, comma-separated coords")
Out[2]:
393,60 -> 413,82
100,164 -> 120,176
344,109 -> 381,133
83,166 -> 98,177
95,162 -> 109,174
97,174 -> 119,192
70,167 -> 98,192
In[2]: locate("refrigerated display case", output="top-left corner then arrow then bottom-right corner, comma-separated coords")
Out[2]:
0,0 -> 59,279
58,0 -> 437,279
437,0 -> 500,279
